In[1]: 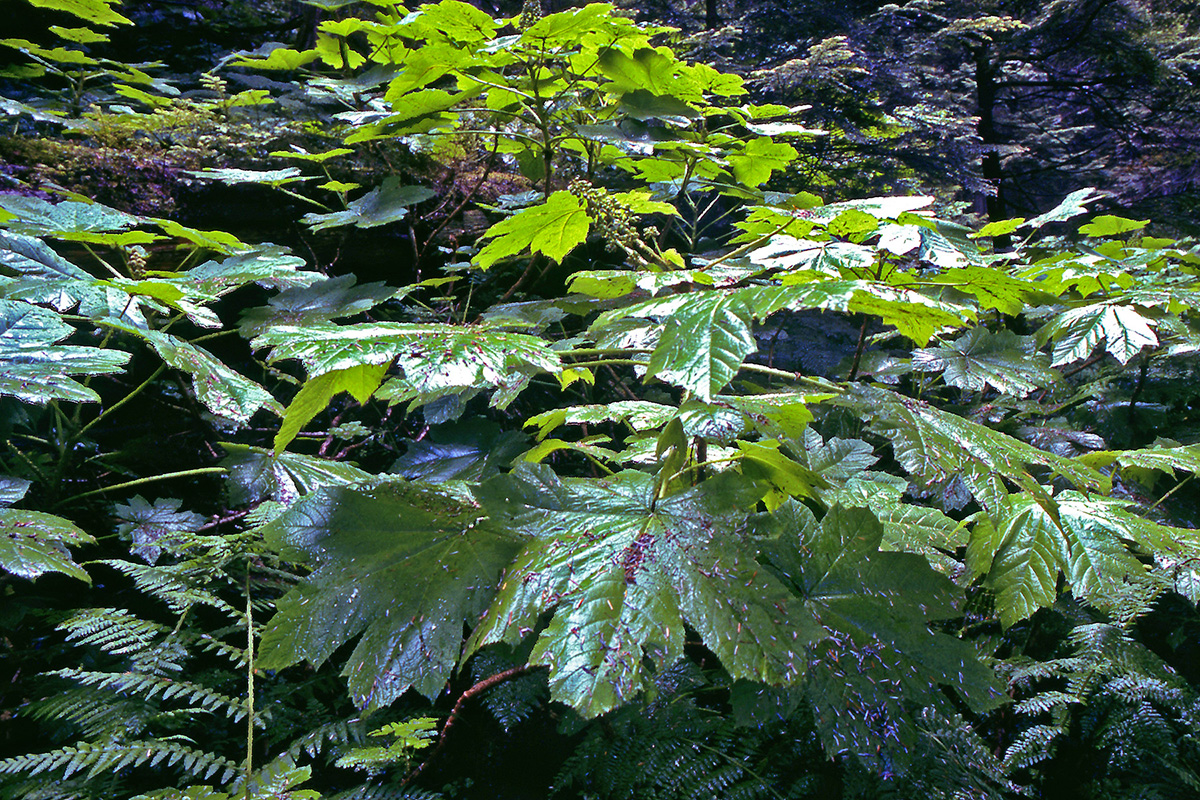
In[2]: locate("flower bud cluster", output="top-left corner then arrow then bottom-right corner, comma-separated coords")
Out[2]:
568,179 -> 636,252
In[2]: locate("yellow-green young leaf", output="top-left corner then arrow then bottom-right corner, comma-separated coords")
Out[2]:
274,364 -> 388,454
971,218 -> 1025,238
1078,215 -> 1149,237
112,84 -> 169,107
29,0 -> 131,26
475,192 -> 591,269
49,25 -> 109,43
826,209 -> 877,240
231,47 -> 318,71
0,39 -> 97,64
728,137 -> 798,187
520,438 -> 618,465
558,367 -> 594,389
847,291 -> 966,345
1078,442 -> 1200,479
270,147 -> 354,163
736,440 -> 827,504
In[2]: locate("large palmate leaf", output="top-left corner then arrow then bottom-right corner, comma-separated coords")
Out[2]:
0,229 -> 104,312
643,292 -> 757,401
175,246 -> 320,297
976,491 -> 1193,627
258,481 -> 525,708
28,0 -> 132,26
469,465 -> 814,717
105,320 -> 281,425
391,418 -> 530,483
1038,302 -> 1158,366
913,327 -> 1059,396
755,501 -> 1004,759
255,322 -> 559,409
475,192 -> 591,269
842,385 -> 1107,504
113,496 -> 204,565
590,291 -> 757,401
1078,442 -> 1200,483
0,196 -> 138,236
274,364 -> 389,454
0,301 -> 130,404
0,478 -> 94,582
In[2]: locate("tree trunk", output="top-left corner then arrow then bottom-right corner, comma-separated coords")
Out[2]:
975,46 -> 1009,246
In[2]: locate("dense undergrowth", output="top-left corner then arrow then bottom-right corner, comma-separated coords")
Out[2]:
2,1 -> 1200,798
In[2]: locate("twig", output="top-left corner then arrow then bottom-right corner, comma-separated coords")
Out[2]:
403,665 -> 545,785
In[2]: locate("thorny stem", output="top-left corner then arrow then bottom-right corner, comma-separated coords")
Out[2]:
698,219 -> 793,270
1147,474 -> 1193,514
58,466 -> 228,505
738,362 -> 842,391
403,666 -> 545,786
416,133 -> 502,268
496,253 -> 543,304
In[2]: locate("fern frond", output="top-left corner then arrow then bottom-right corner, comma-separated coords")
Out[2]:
1002,724 -> 1063,771
0,739 -> 238,783
326,784 -> 442,800
49,668 -> 249,722
187,634 -> 247,667
1012,690 -> 1083,716
99,559 -> 237,616
23,687 -> 154,740
283,716 -> 370,761
59,608 -> 172,656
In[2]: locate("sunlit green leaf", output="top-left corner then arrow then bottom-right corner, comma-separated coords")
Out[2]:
106,320 -> 281,425
471,465 -> 812,717
302,179 -> 435,232
0,507 -> 95,582
0,301 -> 130,405
475,192 -> 591,269
274,364 -> 388,454
29,0 -> 131,26
1039,302 -> 1158,366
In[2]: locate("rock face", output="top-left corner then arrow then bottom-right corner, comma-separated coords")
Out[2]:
749,309 -> 865,377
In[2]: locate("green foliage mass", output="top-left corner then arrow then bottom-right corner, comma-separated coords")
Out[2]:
1,1 -> 1200,799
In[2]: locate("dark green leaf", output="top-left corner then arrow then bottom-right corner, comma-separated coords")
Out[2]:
913,327 -> 1059,396
259,481 -> 524,708
220,444 -> 373,506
